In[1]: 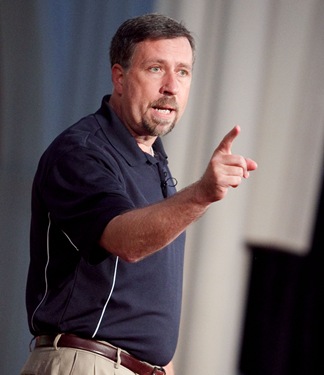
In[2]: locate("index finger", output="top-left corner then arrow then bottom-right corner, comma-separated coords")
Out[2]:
216,125 -> 241,154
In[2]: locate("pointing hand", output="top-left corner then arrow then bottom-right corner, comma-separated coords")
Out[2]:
197,125 -> 258,202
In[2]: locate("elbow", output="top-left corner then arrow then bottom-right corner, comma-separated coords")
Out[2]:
112,250 -> 144,263
100,239 -> 143,264
121,253 -> 143,263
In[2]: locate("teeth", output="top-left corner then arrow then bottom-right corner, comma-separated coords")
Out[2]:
155,108 -> 171,114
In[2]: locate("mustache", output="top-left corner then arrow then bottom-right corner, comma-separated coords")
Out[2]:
150,96 -> 179,111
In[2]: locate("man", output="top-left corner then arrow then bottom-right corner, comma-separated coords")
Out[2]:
21,14 -> 257,375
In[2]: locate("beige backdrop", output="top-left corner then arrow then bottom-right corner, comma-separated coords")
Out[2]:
156,0 -> 324,374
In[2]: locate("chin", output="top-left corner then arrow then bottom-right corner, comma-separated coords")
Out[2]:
156,123 -> 175,137
143,118 -> 176,137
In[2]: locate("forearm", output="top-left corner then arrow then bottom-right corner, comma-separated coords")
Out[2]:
99,181 -> 210,262
99,126 -> 257,262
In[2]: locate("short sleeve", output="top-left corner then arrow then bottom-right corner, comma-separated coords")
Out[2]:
41,145 -> 135,254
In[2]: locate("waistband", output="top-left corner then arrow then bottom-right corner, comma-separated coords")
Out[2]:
35,334 -> 166,375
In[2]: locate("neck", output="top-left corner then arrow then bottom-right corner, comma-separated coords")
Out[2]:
137,142 -> 154,156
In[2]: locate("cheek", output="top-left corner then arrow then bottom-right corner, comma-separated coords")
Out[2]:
125,82 -> 147,107
122,93 -> 145,123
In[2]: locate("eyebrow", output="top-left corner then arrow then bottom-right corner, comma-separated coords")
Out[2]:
143,58 -> 193,70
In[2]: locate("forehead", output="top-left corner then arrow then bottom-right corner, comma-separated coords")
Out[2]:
131,37 -> 193,67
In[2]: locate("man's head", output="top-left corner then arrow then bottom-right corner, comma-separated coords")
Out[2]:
109,14 -> 195,140
109,13 -> 195,70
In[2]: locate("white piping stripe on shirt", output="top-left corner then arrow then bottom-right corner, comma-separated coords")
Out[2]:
92,256 -> 119,338
62,230 -> 79,251
30,212 -> 51,332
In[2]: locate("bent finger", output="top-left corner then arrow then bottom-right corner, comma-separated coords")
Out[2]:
246,158 -> 258,172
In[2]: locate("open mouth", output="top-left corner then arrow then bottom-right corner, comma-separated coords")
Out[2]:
152,107 -> 174,114
151,97 -> 178,116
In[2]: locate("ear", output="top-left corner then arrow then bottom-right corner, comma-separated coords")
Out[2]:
111,64 -> 124,94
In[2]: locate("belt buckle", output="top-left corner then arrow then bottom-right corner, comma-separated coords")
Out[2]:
153,367 -> 166,375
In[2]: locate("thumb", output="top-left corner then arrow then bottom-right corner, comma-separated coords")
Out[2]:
216,125 -> 240,154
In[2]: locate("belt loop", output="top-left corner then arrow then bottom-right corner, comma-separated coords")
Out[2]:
29,337 -> 36,352
114,347 -> 121,369
53,333 -> 63,350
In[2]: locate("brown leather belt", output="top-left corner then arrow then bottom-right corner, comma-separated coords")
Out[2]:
35,334 -> 165,375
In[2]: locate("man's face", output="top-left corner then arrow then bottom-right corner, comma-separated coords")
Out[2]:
114,37 -> 193,138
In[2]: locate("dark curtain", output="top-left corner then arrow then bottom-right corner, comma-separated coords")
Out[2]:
239,155 -> 324,375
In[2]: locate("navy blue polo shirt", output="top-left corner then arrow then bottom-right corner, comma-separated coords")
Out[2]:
26,96 -> 186,366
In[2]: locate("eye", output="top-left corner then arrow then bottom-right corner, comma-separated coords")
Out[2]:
178,69 -> 190,77
149,66 -> 161,73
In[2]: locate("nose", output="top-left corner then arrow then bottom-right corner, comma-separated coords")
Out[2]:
160,72 -> 179,96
